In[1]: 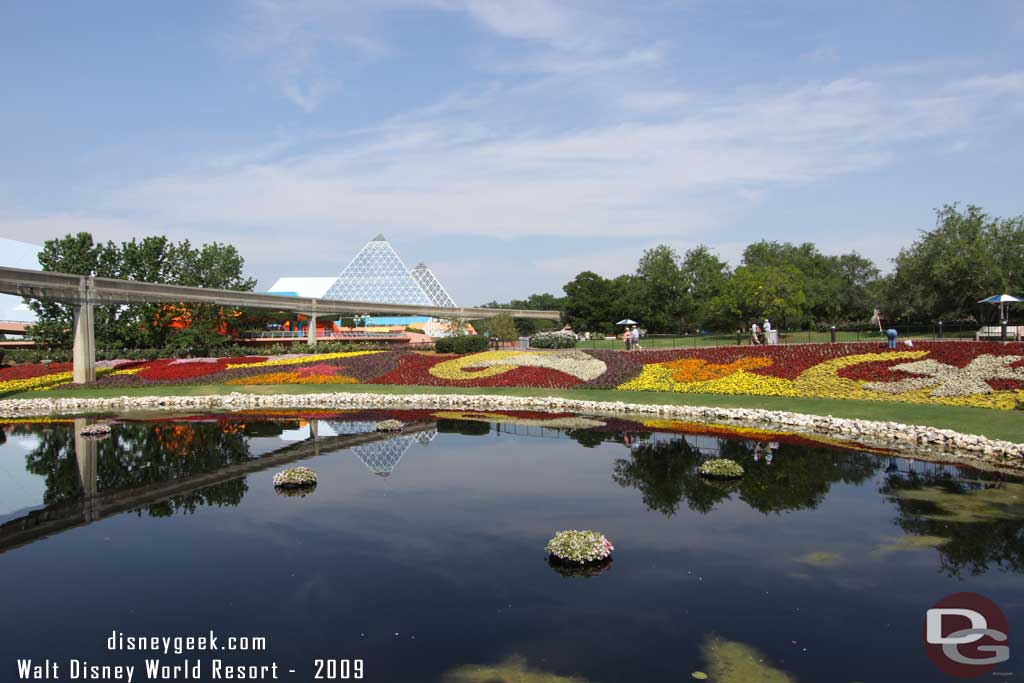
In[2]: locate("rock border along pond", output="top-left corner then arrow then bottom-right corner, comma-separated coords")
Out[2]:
1,391 -> 1022,471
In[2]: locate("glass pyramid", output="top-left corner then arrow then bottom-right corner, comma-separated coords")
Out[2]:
410,263 -> 458,308
324,235 -> 433,306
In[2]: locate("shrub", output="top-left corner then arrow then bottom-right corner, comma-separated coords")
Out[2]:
529,331 -> 577,349
375,419 -> 403,432
545,530 -> 614,564
699,458 -> 745,479
435,335 -> 490,354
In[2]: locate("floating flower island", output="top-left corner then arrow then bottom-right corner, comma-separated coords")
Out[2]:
273,466 -> 318,493
79,423 -> 112,438
548,532 -> 610,569
699,458 -> 745,479
375,419 -> 403,432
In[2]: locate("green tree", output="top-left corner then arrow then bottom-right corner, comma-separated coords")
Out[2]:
28,233 -> 256,351
741,241 -> 881,324
563,271 -> 616,334
27,233 -> 120,349
711,264 -> 806,329
481,293 -> 565,335
680,245 -> 730,330
631,245 -> 688,333
473,313 -> 519,341
888,204 -> 1024,321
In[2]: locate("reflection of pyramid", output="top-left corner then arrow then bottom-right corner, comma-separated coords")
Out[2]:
325,421 -> 378,435
410,263 -> 457,307
324,235 -> 433,305
351,430 -> 438,477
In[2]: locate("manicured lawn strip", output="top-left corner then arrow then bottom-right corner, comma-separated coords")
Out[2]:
9,383 -> 1023,442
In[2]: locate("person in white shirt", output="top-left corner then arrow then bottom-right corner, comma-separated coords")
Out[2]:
763,319 -> 772,344
750,322 -> 761,345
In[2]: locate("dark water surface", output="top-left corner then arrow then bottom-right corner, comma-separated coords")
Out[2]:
1,410 -> 1021,682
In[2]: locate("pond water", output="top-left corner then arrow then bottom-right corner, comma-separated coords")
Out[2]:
1,410 -> 1021,682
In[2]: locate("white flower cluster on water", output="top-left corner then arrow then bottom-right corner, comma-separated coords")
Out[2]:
699,458 -> 745,479
79,424 -> 112,436
375,419 -> 403,431
272,467 -> 318,488
545,530 -> 614,564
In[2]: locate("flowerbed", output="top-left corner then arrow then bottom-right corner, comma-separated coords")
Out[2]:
2,341 -> 1023,410
545,530 -> 614,564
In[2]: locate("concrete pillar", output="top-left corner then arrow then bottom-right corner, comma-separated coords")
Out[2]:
307,310 -> 318,346
72,301 -> 96,384
310,419 -> 319,456
73,418 -> 99,501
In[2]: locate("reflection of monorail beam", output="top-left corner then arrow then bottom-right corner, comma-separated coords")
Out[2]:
0,420 -> 436,554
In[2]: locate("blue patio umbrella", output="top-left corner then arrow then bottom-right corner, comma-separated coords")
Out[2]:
616,319 -> 638,326
977,294 -> 1022,322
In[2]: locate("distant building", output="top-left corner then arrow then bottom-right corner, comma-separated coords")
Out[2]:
266,235 -> 459,334
0,238 -> 41,322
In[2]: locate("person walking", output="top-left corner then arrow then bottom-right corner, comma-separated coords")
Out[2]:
624,328 -> 632,351
750,321 -> 761,345
631,325 -> 641,350
762,319 -> 772,345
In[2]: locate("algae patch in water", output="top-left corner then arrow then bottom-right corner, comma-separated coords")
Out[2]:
889,481 -> 1024,524
795,551 -> 844,567
702,636 -> 795,683
443,655 -> 588,683
872,535 -> 949,555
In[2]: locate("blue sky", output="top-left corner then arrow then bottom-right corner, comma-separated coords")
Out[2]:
1,1 -> 1022,304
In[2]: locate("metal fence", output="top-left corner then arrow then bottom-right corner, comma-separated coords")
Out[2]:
573,321 -> 1018,350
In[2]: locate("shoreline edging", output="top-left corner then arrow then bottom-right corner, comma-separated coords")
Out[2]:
1,391 -> 1022,470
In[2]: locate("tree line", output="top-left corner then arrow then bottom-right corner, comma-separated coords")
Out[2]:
485,204 -> 1024,335
28,232 -> 255,350
23,204 -> 1024,346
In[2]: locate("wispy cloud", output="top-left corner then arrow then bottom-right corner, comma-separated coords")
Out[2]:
23,70 -> 1004,242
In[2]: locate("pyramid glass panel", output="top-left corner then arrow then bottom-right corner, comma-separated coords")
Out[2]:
350,429 -> 438,477
410,263 -> 457,308
324,236 -> 433,306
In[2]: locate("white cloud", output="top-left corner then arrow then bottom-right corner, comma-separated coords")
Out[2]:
958,71 -> 1024,94
8,71 -> 1007,251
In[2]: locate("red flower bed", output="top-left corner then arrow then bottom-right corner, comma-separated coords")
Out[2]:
372,353 -> 582,388
134,357 -> 267,382
0,362 -> 72,380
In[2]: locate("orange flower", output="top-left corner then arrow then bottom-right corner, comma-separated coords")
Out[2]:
663,356 -> 773,382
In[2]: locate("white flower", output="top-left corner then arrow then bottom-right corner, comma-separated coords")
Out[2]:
863,354 -> 1024,397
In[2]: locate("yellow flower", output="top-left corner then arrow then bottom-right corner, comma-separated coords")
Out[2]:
226,350 -> 381,370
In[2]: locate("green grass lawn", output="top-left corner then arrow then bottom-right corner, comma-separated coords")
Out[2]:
576,330 -> 978,350
10,382 -> 1023,442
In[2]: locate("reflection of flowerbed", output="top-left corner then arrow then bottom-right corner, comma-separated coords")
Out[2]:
3,341 -> 1023,409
